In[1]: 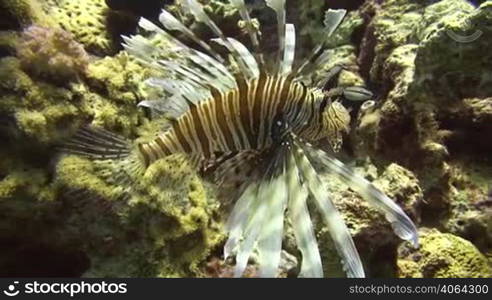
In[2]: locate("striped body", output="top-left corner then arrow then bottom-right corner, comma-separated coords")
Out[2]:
138,74 -> 327,166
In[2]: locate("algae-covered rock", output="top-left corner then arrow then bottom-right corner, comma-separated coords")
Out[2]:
0,30 -> 19,56
0,0 -> 49,30
312,161 -> 422,277
352,0 -> 491,227
397,229 -> 492,278
86,52 -> 149,107
443,158 -> 492,253
49,153 -> 224,277
0,56 -> 80,144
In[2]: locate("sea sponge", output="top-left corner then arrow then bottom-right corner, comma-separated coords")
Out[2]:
16,25 -> 89,83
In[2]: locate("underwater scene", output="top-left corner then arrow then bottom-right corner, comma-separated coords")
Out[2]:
0,0 -> 491,278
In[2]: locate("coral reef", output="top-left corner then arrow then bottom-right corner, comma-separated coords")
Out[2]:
53,154 -> 224,277
0,0 -> 491,278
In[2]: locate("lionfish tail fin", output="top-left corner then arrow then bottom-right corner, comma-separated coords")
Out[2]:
304,145 -> 419,248
59,126 -> 146,186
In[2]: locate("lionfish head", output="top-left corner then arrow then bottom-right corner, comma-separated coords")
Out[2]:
321,101 -> 351,151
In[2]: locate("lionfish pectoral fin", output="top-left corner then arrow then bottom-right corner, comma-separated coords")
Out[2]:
226,147 -> 290,278
256,172 -> 288,277
294,143 -> 365,278
286,150 -> 323,278
59,126 -> 146,186
204,150 -> 260,187
304,146 -> 419,248
231,179 -> 274,277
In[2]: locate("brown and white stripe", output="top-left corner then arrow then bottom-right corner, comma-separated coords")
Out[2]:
137,74 -> 325,167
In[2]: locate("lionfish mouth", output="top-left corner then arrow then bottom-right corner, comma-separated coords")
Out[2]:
63,0 -> 419,277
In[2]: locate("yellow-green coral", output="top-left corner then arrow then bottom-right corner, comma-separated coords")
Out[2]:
0,168 -> 54,202
398,229 -> 492,278
0,30 -> 19,56
86,52 -> 150,106
0,57 -> 80,143
0,51 -> 151,144
50,0 -> 114,55
54,152 -> 224,277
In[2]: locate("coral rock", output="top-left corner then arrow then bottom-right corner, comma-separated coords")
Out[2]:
398,229 -> 492,278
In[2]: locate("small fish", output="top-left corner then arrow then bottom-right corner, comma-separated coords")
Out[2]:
62,0 -> 418,278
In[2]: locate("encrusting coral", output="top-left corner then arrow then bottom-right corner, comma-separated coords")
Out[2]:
49,0 -> 138,56
397,228 -> 492,278
54,153 -> 224,277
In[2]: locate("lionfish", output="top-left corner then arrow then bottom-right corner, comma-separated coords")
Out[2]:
64,0 -> 418,277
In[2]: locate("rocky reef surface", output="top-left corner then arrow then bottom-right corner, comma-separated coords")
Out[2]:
0,0 -> 490,277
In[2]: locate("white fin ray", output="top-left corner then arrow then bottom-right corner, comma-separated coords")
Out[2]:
158,9 -> 223,62
229,0 -> 263,64
188,50 -> 237,90
297,9 -> 347,76
294,143 -> 365,278
257,172 -> 288,277
182,0 -> 256,79
265,0 -> 286,71
280,23 -> 296,76
227,38 -> 260,79
323,9 -> 347,38
233,181 -> 271,277
184,0 -> 224,37
224,183 -> 259,260
155,60 -> 203,89
305,146 -> 419,247
121,35 -> 160,62
211,38 -> 258,79
139,78 -> 211,117
286,150 -> 323,278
